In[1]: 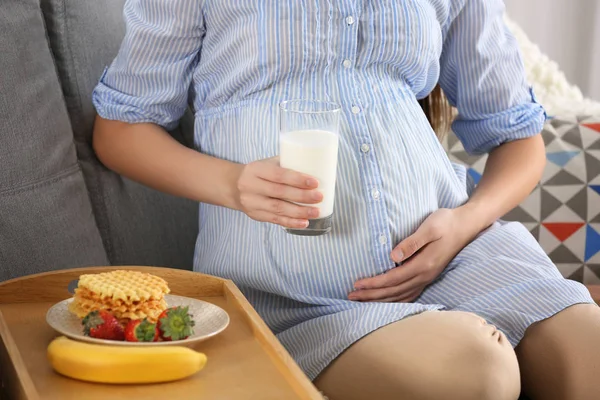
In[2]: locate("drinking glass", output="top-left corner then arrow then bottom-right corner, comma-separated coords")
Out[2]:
279,100 -> 341,236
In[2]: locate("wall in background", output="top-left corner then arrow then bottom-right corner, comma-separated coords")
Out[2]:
504,0 -> 600,101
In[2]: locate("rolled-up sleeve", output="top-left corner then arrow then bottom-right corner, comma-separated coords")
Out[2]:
439,0 -> 546,155
92,0 -> 204,131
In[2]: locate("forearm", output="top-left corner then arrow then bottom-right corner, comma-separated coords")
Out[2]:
459,133 -> 546,231
92,116 -> 241,210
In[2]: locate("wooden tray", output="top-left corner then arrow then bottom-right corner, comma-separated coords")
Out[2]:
0,267 -> 323,400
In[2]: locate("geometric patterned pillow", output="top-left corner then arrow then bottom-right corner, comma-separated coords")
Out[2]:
444,116 -> 600,284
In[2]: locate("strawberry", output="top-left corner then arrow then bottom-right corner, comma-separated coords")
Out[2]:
157,306 -> 195,341
124,319 -> 159,342
82,310 -> 125,341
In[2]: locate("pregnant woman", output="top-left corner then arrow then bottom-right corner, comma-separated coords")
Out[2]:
92,1 -> 600,399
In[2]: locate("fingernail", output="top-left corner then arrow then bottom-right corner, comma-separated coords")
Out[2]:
298,220 -> 309,228
308,208 -> 320,218
355,283 -> 365,290
312,191 -> 323,201
306,178 -> 318,187
392,250 -> 404,262
348,294 -> 358,300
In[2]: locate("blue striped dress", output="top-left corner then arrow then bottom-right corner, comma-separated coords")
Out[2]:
93,0 -> 595,380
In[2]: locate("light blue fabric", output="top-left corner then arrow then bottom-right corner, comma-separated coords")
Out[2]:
93,0 -> 594,380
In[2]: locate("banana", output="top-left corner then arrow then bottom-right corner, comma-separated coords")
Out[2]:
47,336 -> 207,384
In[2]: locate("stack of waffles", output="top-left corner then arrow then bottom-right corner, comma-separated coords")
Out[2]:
68,270 -> 170,324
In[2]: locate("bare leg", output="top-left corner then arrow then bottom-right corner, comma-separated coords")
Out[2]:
315,311 -> 520,400
516,303 -> 600,400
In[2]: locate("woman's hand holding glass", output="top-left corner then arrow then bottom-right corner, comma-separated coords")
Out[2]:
234,157 -> 323,229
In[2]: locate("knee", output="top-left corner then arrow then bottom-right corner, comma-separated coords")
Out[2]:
469,337 -> 521,400
457,314 -> 521,400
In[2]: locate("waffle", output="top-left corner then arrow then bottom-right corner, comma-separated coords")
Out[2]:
68,270 -> 170,323
69,287 -> 167,322
78,270 -> 170,302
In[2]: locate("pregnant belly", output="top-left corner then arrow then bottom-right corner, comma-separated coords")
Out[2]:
264,207 -> 392,302
193,204 -> 384,303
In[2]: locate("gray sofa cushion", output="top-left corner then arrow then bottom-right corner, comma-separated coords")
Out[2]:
1,0 -> 76,189
0,168 -> 109,279
0,0 -> 108,280
40,0 -> 198,269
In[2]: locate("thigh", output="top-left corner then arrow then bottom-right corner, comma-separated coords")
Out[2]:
516,303 -> 600,400
314,311 -> 520,400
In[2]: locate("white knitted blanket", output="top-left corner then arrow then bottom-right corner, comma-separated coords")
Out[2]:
504,15 -> 600,117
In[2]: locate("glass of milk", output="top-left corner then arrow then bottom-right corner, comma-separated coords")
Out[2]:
279,100 -> 341,236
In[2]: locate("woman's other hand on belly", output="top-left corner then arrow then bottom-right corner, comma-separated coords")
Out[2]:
348,208 -> 482,303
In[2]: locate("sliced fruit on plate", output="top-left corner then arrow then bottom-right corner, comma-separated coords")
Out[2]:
47,336 -> 207,384
124,319 -> 159,342
82,310 -> 125,341
158,306 -> 196,341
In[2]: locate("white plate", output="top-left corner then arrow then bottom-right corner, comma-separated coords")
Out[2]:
46,294 -> 229,346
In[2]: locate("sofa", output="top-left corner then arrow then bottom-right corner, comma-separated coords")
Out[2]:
2,0 -> 600,290
1,3 -> 599,287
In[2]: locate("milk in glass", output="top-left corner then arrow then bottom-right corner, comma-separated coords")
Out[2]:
280,129 -> 339,218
